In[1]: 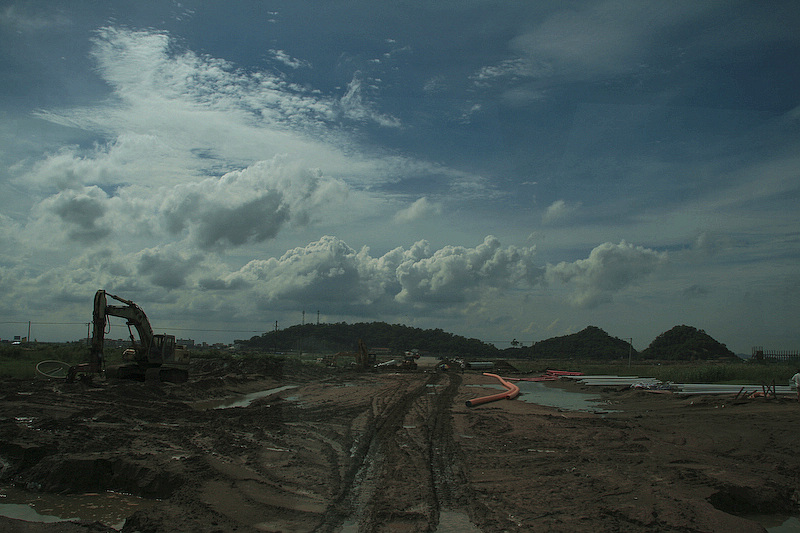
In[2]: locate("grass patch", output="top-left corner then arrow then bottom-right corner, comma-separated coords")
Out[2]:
0,344 -> 319,380
0,342 -> 125,379
509,359 -> 797,385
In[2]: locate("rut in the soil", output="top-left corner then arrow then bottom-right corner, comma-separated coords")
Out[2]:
316,372 -> 467,533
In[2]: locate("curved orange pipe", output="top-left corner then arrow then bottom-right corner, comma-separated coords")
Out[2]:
465,373 -> 520,407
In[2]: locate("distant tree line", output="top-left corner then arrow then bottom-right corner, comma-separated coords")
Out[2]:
237,322 -> 738,361
237,322 -> 498,358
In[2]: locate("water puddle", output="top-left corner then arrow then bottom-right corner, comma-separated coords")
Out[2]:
435,510 -> 482,532
744,514 -> 800,532
769,516 -> 800,532
515,381 -> 615,413
194,385 -> 298,410
0,485 -> 155,530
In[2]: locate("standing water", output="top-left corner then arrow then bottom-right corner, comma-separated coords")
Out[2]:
0,485 -> 155,530
514,381 -> 615,412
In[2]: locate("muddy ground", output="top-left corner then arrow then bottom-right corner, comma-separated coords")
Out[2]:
1,359 -> 799,532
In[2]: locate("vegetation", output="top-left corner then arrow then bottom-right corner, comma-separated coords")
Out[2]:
510,360 -> 797,385
500,326 -> 635,360
0,342 -> 125,379
238,322 -> 498,358
1,322 -> 793,385
641,325 -> 736,361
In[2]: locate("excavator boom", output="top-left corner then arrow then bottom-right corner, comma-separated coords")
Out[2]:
73,290 -> 188,383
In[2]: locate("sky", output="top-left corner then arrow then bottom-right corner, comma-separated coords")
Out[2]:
1,1 -> 799,354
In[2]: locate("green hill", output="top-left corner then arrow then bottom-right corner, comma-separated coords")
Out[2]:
237,322 -> 499,358
640,325 -> 736,361
518,326 -> 636,360
238,321 -> 735,362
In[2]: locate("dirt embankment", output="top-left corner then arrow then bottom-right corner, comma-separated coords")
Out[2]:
1,360 -> 799,532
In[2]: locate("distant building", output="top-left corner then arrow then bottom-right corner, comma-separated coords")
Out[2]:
177,338 -> 196,349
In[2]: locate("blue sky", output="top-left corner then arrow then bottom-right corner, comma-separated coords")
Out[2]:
1,1 -> 799,353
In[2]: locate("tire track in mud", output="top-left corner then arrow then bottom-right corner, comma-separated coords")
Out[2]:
317,372 -> 466,533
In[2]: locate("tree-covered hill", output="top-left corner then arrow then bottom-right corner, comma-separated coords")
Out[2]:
237,322 -> 499,358
237,321 -> 736,361
506,326 -> 636,360
640,325 -> 736,361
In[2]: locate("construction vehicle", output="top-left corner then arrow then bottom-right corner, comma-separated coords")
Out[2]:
68,290 -> 189,383
318,339 -> 375,370
376,350 -> 420,370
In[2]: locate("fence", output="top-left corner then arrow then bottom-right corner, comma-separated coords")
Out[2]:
752,346 -> 800,362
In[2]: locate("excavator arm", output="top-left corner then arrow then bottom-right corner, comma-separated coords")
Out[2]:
71,289 -> 188,383
89,290 -> 158,371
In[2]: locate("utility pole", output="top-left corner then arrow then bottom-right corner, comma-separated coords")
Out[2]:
274,321 -> 278,354
628,338 -> 633,367
300,310 -> 305,355
317,310 -> 320,326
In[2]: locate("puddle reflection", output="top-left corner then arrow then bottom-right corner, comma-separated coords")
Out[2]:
0,485 -> 154,530
515,381 -> 615,412
194,385 -> 298,409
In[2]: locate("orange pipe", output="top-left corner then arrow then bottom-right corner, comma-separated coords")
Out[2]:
465,373 -> 520,407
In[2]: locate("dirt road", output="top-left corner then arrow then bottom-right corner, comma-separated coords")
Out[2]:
1,359 -> 798,532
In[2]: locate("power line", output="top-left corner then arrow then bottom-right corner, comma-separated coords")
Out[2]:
0,321 -> 262,333
0,321 -> 86,326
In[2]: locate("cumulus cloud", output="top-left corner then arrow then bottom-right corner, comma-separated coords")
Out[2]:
159,158 -> 349,250
393,197 -> 441,224
542,199 -> 579,224
394,236 -> 542,305
207,235 -> 541,313
26,156 -> 352,251
19,134 -> 182,190
136,246 -> 201,289
545,241 -> 667,307
36,186 -> 111,243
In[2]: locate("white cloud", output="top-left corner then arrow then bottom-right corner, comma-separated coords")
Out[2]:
393,197 -> 441,224
471,58 -> 551,87
0,5 -> 71,31
28,25 -> 483,196
34,186 -> 112,243
209,235 -> 541,314
136,246 -> 202,290
509,2 -> 716,80
158,157 -> 350,251
545,241 -> 667,308
338,72 -> 401,128
268,49 -> 310,70
18,133 -> 182,190
393,235 -> 542,306
24,156 -> 354,252
542,199 -> 579,225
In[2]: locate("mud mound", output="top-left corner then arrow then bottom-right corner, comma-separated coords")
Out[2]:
20,454 -> 183,498
708,480 -> 798,515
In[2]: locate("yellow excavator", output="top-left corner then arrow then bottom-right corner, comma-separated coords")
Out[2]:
68,290 -> 189,383
318,339 -> 375,370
